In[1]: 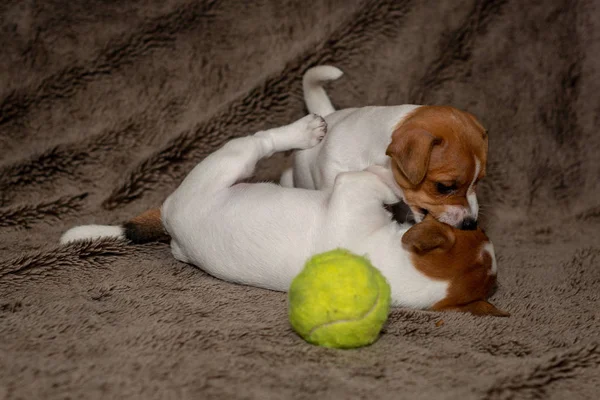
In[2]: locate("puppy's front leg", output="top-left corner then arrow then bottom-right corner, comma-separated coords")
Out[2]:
322,171 -> 399,246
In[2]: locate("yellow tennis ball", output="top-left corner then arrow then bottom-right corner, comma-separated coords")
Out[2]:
288,248 -> 391,349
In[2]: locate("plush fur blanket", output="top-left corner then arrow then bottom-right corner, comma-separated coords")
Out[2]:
1,0 -> 599,398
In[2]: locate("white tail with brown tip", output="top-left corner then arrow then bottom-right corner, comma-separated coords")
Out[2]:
60,208 -> 168,244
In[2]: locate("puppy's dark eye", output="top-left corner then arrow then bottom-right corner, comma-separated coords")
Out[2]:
435,182 -> 457,195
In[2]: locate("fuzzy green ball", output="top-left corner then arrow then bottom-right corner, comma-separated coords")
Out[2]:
288,249 -> 391,349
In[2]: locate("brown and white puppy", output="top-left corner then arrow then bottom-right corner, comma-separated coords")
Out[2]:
281,65 -> 488,230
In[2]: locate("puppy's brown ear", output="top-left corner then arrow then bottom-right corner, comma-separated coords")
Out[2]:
402,219 -> 455,254
386,127 -> 440,186
441,300 -> 510,317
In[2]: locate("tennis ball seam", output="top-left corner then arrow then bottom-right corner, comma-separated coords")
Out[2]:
306,291 -> 381,340
306,267 -> 382,341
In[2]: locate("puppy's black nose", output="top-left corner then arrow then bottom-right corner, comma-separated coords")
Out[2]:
460,218 -> 478,231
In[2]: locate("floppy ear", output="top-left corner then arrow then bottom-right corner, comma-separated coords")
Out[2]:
402,219 -> 455,254
386,127 -> 440,186
443,300 -> 510,317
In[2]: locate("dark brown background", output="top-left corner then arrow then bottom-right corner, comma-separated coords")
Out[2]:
1,0 -> 599,398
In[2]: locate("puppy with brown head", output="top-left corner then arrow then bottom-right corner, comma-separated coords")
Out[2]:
387,106 -> 487,230
285,65 -> 488,230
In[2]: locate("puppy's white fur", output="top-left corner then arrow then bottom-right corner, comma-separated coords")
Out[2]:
63,115 -> 449,309
484,242 -> 497,276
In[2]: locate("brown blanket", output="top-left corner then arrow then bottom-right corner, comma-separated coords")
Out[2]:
1,0 -> 599,398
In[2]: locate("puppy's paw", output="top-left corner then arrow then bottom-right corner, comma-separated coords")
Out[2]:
293,113 -> 327,149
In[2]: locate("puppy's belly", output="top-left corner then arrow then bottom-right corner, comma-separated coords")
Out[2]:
166,183 -> 327,292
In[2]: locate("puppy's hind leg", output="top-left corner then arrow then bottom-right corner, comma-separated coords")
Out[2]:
256,113 -> 327,152
176,114 -> 327,195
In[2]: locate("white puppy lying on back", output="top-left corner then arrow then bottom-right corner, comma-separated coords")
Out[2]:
61,115 -> 507,316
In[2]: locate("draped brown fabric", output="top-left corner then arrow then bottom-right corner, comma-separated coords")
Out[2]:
1,0 -> 598,398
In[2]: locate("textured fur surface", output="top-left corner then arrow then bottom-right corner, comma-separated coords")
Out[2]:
1,0 -> 599,399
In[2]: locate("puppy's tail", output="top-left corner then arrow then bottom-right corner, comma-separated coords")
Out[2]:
60,208 -> 169,245
302,65 -> 343,116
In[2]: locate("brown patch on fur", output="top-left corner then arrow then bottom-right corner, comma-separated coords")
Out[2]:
123,208 -> 170,244
387,106 -> 488,225
402,216 -> 508,317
